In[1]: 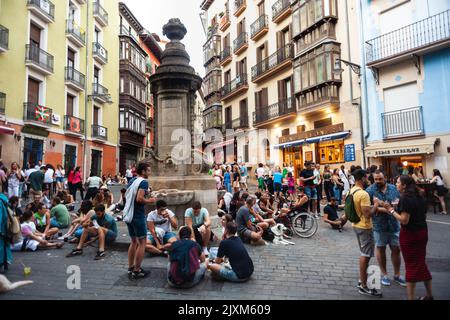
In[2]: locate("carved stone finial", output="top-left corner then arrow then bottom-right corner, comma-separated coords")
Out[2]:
162,18 -> 187,41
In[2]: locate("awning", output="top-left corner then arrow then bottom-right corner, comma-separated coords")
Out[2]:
208,139 -> 234,149
305,131 -> 351,144
0,125 -> 14,135
274,139 -> 306,149
365,137 -> 438,158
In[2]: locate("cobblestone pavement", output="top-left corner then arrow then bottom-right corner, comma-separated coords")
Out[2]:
1,211 -> 449,300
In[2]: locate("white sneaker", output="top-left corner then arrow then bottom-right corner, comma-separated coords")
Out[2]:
202,247 -> 209,257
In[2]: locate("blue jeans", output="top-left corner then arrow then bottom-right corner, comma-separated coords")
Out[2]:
147,232 -> 177,245
126,214 -> 147,239
224,182 -> 231,193
50,217 -> 69,229
167,263 -> 206,289
333,185 -> 342,204
304,186 -> 318,200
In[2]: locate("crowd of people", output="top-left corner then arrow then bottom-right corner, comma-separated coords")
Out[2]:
0,157 -> 447,299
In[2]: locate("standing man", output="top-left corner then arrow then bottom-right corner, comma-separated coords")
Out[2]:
123,162 -> 157,280
339,165 -> 351,201
300,162 -> 318,218
314,164 -> 323,215
256,163 -> 265,192
125,165 -> 133,183
239,162 -> 248,191
28,166 -> 46,202
366,171 -> 406,287
350,169 -> 382,297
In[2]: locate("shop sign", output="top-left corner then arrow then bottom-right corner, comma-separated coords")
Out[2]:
279,123 -> 344,144
22,126 -> 50,137
344,144 -> 356,162
366,145 -> 434,158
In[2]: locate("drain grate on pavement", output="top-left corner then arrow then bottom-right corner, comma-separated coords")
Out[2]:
114,267 -> 168,288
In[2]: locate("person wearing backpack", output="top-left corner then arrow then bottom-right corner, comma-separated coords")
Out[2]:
0,193 -> 13,270
346,169 -> 382,298
167,226 -> 206,288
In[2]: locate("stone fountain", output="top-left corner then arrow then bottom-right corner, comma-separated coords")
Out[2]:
144,19 -> 217,223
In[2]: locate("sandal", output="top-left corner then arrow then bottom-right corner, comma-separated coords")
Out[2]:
66,248 -> 83,257
94,251 -> 106,260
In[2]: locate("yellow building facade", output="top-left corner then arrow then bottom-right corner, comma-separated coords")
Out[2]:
0,0 -> 120,177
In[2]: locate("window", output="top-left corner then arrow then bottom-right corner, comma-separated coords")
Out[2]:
258,1 -> 265,16
317,140 -> 344,164
297,125 -> 306,133
292,0 -> 338,37
383,82 -> 419,113
120,77 -> 124,93
379,1 -> 412,35
282,128 -> 290,136
314,117 -> 332,129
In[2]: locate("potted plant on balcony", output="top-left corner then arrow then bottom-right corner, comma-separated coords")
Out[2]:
219,12 -> 224,18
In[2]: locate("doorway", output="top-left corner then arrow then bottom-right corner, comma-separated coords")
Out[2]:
283,146 -> 303,177
91,149 -> 102,177
64,145 -> 77,171
23,137 -> 43,169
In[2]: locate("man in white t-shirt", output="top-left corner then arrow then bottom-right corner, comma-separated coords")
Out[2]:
125,166 -> 133,183
84,173 -> 103,200
339,165 -> 351,199
146,200 -> 178,256
256,163 -> 266,192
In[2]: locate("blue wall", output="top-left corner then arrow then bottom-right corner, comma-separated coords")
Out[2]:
361,0 -> 450,142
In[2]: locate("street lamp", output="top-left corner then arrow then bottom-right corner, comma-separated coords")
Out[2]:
333,58 -> 361,77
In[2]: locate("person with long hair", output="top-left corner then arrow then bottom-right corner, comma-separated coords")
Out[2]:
382,175 -> 433,300
55,164 -> 65,192
323,165 -> 333,202
232,165 -> 241,193
430,169 -> 448,215
7,162 -> 22,199
71,167 -> 84,201
67,166 -> 75,198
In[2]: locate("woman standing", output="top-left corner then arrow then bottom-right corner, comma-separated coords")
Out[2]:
72,167 -> 84,201
430,169 -> 447,215
323,165 -> 333,202
332,169 -> 344,205
232,165 -> 241,193
55,165 -> 65,193
213,164 -> 223,190
7,162 -> 22,199
223,166 -> 232,193
67,166 -> 75,198
383,175 -> 433,300
44,164 -> 55,199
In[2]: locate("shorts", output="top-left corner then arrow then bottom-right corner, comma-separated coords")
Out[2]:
304,186 -> 318,200
148,231 -> 177,245
11,239 -> 40,252
219,266 -> 250,282
354,228 -> 375,258
50,217 -> 68,229
126,215 -> 148,239
240,176 -> 247,184
258,177 -> 265,189
239,229 -> 253,243
274,183 -> 282,193
373,230 -> 400,248
56,177 -> 65,183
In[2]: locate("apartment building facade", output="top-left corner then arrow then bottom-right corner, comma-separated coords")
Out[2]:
0,0 -> 120,177
201,0 -> 363,175
360,0 -> 450,181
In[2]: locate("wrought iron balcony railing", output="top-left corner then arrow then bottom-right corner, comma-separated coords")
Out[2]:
366,9 -> 450,64
27,0 -> 55,22
251,15 -> 268,39
92,82 -> 109,96
66,20 -> 86,45
232,116 -> 249,129
251,44 -> 293,81
25,44 -> 54,73
0,25 -> 9,51
254,97 -> 296,125
272,0 -> 292,22
93,1 -> 108,26
92,124 -> 108,140
23,102 -> 53,125
65,67 -> 86,89
382,106 -> 424,139
64,115 -> 85,134
234,0 -> 246,16
220,46 -> 232,62
221,74 -> 248,98
233,32 -> 248,54
93,42 -> 108,62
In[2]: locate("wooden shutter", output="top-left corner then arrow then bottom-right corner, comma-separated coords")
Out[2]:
277,80 -> 282,102
257,45 -> 262,63
262,88 -> 268,107
93,107 -> 99,125
30,23 -> 41,46
66,95 -> 74,116
28,78 -> 40,104
255,91 -> 260,109
242,18 -> 246,33
243,58 -> 247,75
276,31 -> 282,50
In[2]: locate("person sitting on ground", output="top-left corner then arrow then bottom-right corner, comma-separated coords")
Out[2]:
60,200 -> 95,241
33,203 -> 59,239
256,193 -> 275,218
146,200 -> 178,256
8,196 -> 23,218
67,204 -> 117,260
11,210 -> 64,251
208,222 -> 254,283
323,197 -> 347,231
57,190 -> 75,211
50,197 -> 71,229
185,201 -> 211,256
167,226 -> 206,289
236,197 -> 265,246
220,214 -> 234,240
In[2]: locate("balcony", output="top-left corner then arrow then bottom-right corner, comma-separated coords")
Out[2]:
23,103 -> 53,128
120,25 -> 139,43
93,1 -> 108,27
222,120 -> 233,132
66,20 -> 86,47
27,0 -> 55,23
203,105 -> 223,131
366,9 -> 450,67
297,21 -> 336,54
92,124 -> 108,142
251,15 -> 269,41
220,47 -> 232,66
221,74 -> 248,102
297,84 -> 340,114
25,44 -> 54,75
65,67 -> 85,92
232,116 -> 249,130
233,32 -> 248,55
219,13 -> 231,32
92,83 -> 110,104
93,42 -> 108,65
253,97 -> 296,128
0,93 -> 5,114
382,106 -> 424,140
64,115 -> 85,136
272,0 -> 292,24
252,44 -> 293,83
204,48 -> 220,66
234,0 -> 246,17
0,25 -> 9,53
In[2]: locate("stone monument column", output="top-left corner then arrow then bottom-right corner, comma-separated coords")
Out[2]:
146,19 -> 217,223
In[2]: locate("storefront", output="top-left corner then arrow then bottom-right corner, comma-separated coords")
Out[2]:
275,123 -> 353,174
365,138 -> 438,180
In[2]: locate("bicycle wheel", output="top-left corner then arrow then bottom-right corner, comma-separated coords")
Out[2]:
292,213 -> 318,238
